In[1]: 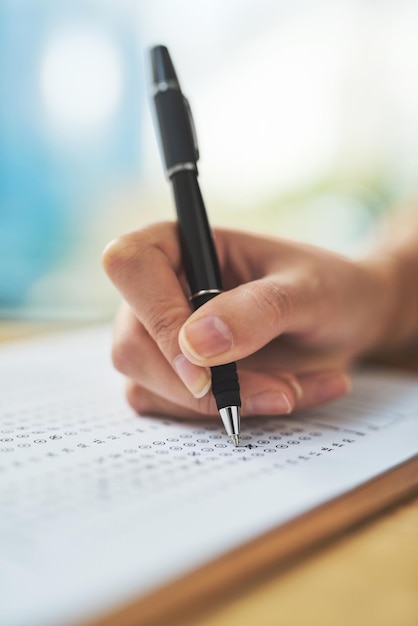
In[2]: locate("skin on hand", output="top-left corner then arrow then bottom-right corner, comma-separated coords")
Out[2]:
102,221 -> 395,419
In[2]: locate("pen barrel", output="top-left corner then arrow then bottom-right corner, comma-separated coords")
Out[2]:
187,290 -> 241,411
170,183 -> 241,410
171,171 -> 223,297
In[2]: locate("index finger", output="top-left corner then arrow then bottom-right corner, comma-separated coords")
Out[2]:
102,222 -> 210,392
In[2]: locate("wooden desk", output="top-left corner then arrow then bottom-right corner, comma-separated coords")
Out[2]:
2,322 -> 417,626
185,495 -> 418,626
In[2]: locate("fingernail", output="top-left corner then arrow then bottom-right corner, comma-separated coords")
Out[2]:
290,379 -> 303,400
282,376 -> 303,400
174,355 -> 211,398
246,391 -> 292,416
180,316 -> 232,360
316,372 -> 351,402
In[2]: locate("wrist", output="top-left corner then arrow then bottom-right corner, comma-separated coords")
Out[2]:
358,250 -> 418,354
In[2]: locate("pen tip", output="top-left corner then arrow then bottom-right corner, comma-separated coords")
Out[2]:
232,434 -> 240,447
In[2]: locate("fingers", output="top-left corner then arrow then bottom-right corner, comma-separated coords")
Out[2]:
119,310 -> 351,419
126,379 -> 215,419
113,317 -> 298,416
125,375 -> 297,419
112,304 -> 212,401
111,307 -> 303,416
103,223 -> 352,423
242,369 -> 350,415
102,222 -> 212,394
178,274 -> 311,367
295,370 -> 351,411
103,224 -> 307,375
126,369 -> 350,419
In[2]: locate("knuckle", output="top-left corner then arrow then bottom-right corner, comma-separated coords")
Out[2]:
111,334 -> 135,375
102,235 -> 132,276
101,231 -> 153,280
261,280 -> 293,327
102,222 -> 178,278
125,381 -> 158,416
125,381 -> 148,414
245,279 -> 293,330
148,304 -> 189,350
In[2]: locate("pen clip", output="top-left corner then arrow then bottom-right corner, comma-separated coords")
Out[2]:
183,96 -> 200,162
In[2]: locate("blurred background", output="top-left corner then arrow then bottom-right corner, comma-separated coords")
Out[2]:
1,0 -> 418,320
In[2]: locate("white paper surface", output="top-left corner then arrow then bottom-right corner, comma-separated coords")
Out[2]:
0,326 -> 417,626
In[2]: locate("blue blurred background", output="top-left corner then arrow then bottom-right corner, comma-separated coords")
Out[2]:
1,0 -> 418,319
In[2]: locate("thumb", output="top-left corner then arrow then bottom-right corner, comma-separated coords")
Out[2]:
179,276 -> 305,366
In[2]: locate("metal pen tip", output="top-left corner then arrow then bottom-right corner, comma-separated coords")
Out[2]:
219,406 -> 241,447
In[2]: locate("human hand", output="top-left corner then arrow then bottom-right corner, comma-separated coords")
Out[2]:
102,222 -> 393,418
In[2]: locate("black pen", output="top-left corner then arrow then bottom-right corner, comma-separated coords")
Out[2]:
149,45 -> 241,446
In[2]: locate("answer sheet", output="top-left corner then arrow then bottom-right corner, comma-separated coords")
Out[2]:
0,326 -> 417,626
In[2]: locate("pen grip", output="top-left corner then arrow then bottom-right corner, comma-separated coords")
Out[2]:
211,363 -> 241,411
192,292 -> 241,411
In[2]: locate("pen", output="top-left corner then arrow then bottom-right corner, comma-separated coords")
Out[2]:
149,45 -> 241,446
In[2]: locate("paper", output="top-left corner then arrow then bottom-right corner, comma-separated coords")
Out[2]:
0,326 -> 417,626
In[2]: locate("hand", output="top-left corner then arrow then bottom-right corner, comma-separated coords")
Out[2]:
102,222 -> 393,418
